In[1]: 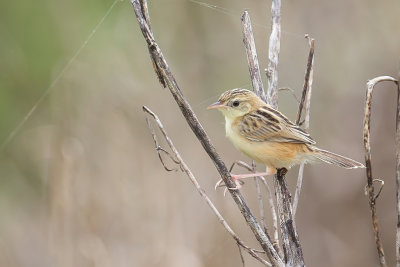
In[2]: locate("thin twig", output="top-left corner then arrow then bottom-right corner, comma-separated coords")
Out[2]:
265,0 -> 281,109
295,36 -> 315,125
279,87 -> 300,103
293,36 -> 315,217
237,243 -> 246,267
146,118 -> 179,171
252,161 -> 267,234
364,179 -> 385,200
363,75 -> 399,267
131,1 -> 283,265
143,106 -> 272,266
241,10 -> 267,103
293,164 -> 304,217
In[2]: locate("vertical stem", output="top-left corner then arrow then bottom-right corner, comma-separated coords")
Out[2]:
274,168 -> 305,266
266,0 -> 281,109
363,76 -> 398,267
265,1 -> 304,264
396,80 -> 400,267
293,37 -> 315,217
241,11 -> 267,103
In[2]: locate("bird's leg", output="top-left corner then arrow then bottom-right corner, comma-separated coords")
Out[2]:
215,167 -> 277,192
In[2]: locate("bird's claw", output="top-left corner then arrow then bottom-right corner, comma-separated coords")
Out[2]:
214,179 -> 225,190
215,178 -> 243,196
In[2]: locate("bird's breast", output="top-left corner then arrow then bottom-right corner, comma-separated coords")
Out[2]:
225,117 -> 306,168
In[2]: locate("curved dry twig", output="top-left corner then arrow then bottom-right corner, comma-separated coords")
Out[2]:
146,118 -> 180,171
279,87 -> 300,103
363,75 -> 399,267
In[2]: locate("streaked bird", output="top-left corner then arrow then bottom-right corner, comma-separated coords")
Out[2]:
208,88 -> 364,189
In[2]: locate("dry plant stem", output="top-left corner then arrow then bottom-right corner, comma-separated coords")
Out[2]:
241,11 -> 267,103
295,37 -> 315,125
237,244 -> 246,267
264,0 -> 304,264
131,1 -> 283,265
293,37 -> 315,217
397,72 -> 400,267
241,11 -> 276,254
241,12 -> 279,252
239,1 -> 280,258
230,161 -> 270,240
232,160 -> 281,256
146,118 -> 180,172
274,169 -> 304,266
143,106 -> 272,267
265,0 -> 281,109
363,76 -> 399,267
254,176 -> 267,234
293,164 -> 304,217
259,176 -> 281,256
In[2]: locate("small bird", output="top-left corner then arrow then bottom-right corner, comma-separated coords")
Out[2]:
208,88 -> 364,189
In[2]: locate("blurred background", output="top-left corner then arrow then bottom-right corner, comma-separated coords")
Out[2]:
0,0 -> 399,266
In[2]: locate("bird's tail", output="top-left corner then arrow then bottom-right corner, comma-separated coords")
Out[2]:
312,148 -> 365,169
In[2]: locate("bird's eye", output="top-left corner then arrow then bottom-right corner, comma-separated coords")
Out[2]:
232,100 -> 240,107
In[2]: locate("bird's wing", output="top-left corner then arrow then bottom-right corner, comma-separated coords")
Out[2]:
237,106 -> 316,144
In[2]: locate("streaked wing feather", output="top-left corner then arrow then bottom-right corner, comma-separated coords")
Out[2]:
238,106 -> 315,144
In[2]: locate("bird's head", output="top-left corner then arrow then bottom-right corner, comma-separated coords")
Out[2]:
207,88 -> 262,119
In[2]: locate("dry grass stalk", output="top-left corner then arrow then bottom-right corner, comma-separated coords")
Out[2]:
293,36 -> 315,217
264,0 -> 305,265
363,76 -> 399,267
241,10 -> 267,103
265,0 -> 281,109
240,10 -> 281,257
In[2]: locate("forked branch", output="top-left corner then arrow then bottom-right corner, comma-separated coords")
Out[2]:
229,160 -> 281,256
144,106 -> 272,266
131,1 -> 283,265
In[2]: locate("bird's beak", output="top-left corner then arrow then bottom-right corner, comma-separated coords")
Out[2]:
207,101 -> 225,110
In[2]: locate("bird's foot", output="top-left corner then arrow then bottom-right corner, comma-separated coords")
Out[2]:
215,170 -> 277,196
215,175 -> 243,196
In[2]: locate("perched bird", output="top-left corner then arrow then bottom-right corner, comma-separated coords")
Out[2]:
208,88 -> 364,189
